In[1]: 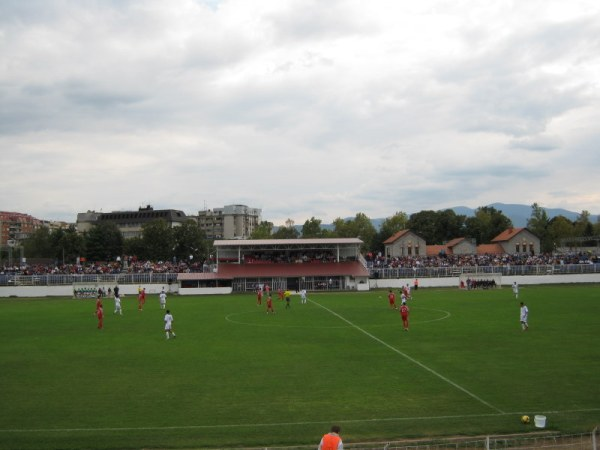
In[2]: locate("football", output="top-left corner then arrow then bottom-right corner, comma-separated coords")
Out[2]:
521,415 -> 530,424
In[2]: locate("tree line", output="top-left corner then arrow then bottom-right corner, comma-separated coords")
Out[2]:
17,204 -> 599,264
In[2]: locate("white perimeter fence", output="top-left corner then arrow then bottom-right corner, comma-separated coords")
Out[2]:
249,429 -> 599,450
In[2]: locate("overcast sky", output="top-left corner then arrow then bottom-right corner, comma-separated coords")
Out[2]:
1,0 -> 599,226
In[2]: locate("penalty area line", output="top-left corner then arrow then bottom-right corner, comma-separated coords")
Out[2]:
309,299 -> 505,414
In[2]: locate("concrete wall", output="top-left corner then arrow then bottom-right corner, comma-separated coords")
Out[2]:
1,274 -> 598,297
0,284 -> 179,298
369,273 -> 600,290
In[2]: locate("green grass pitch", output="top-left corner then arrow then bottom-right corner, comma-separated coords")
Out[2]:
0,284 -> 599,449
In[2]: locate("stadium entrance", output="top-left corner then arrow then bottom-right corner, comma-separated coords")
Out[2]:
287,277 -> 299,291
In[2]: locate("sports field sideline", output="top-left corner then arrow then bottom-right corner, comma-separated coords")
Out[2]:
0,284 -> 598,449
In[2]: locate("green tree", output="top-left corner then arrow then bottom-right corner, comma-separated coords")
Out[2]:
527,203 -> 551,252
173,220 -> 208,263
573,211 -> 592,237
547,215 -> 574,250
272,225 -> 300,239
465,206 -> 513,244
407,210 -> 438,243
51,226 -> 85,264
301,217 -> 325,238
373,211 -> 409,252
141,219 -> 175,261
435,209 -> 466,243
123,236 -> 145,259
84,221 -> 124,261
250,221 -> 274,239
333,213 -> 376,252
22,227 -> 53,259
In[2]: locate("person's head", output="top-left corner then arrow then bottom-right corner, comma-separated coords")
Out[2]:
166,309 -> 170,314
331,425 -> 341,434
520,302 -> 524,306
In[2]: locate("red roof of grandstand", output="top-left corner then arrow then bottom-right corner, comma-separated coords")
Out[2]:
177,261 -> 369,280
218,261 -> 369,278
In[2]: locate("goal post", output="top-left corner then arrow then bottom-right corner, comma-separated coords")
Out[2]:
458,272 -> 502,289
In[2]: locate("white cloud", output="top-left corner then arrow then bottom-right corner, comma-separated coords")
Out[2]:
1,0 -> 599,225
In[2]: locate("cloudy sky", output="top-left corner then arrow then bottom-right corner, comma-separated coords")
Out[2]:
1,0 -> 599,226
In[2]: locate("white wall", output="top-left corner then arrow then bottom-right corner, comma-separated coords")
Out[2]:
369,274 -> 600,289
0,284 -> 179,298
1,274 -> 598,298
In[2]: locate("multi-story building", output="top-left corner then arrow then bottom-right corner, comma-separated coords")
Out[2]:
197,205 -> 261,240
76,206 -> 188,239
0,212 -> 43,247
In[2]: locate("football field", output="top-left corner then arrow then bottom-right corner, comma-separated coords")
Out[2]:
0,284 -> 599,449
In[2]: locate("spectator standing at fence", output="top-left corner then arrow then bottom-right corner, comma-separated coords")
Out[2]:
520,302 -> 529,331
114,293 -> 122,315
400,302 -> 410,331
512,282 -> 519,299
159,288 -> 167,310
318,425 -> 343,450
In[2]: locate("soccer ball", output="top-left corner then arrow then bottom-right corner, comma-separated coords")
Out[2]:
521,415 -> 530,424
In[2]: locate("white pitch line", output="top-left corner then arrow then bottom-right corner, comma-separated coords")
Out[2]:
309,298 -> 505,414
2,408 -> 599,433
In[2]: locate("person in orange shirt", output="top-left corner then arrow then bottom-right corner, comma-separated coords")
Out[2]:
318,425 -> 343,450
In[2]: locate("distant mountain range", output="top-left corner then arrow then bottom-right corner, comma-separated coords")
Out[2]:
448,203 -> 597,228
339,203 -> 597,231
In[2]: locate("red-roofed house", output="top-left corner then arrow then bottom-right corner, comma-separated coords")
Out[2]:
426,237 -> 476,256
383,230 -> 426,258
491,227 -> 540,255
476,243 -> 506,255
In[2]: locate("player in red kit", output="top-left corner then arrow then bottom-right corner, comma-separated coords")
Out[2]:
97,304 -> 104,329
256,288 -> 263,306
95,294 -> 103,313
388,290 -> 397,309
400,302 -> 409,331
266,294 -> 274,314
138,288 -> 146,311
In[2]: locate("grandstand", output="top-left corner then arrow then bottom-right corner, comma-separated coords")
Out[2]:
177,238 -> 370,294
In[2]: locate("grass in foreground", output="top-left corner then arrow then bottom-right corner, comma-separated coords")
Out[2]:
0,284 -> 598,449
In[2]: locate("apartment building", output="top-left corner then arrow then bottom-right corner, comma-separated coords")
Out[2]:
197,205 -> 261,240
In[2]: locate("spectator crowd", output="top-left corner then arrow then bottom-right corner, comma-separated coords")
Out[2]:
1,251 -> 598,277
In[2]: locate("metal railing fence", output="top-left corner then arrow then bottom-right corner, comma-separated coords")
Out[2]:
0,264 -> 599,286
